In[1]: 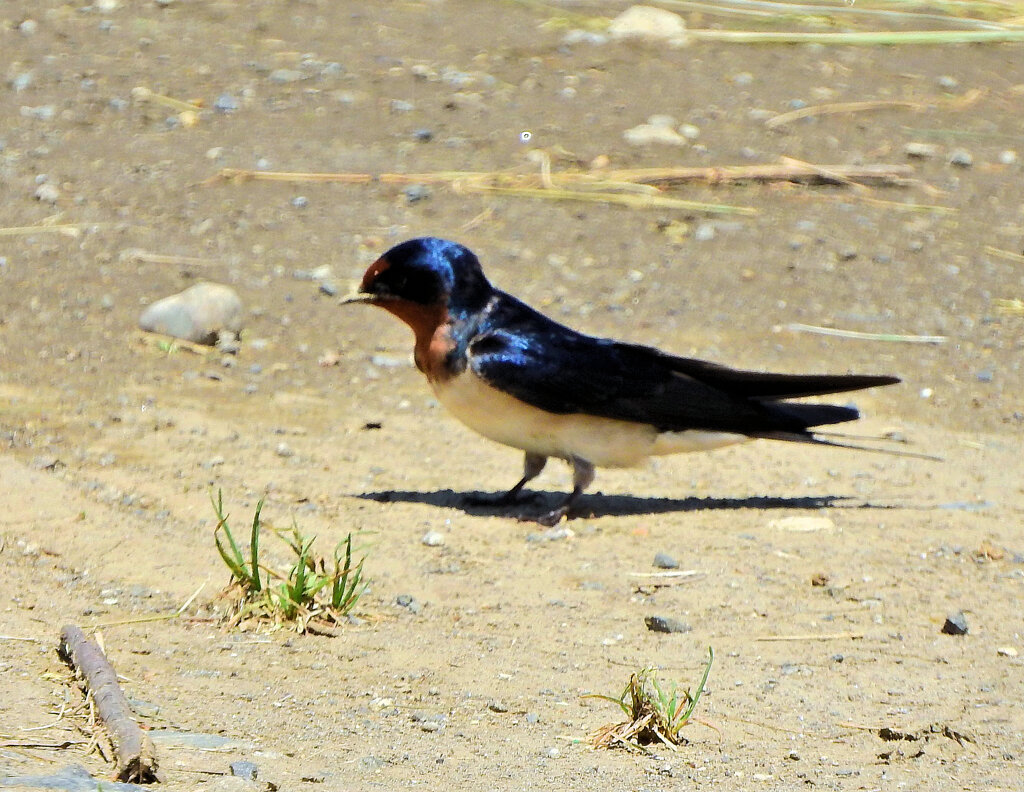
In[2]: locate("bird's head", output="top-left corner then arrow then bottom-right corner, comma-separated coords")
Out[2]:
342,237 -> 492,318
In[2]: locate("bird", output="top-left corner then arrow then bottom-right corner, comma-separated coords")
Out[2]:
342,236 -> 901,526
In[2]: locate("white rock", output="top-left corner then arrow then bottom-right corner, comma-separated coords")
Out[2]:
421,530 -> 445,547
769,516 -> 836,533
623,123 -> 688,146
34,183 -> 60,204
139,282 -> 243,345
609,5 -> 689,47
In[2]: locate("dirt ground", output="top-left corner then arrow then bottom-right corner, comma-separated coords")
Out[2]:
2,1 -> 1023,790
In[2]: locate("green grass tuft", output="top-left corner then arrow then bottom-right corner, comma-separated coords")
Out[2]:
212,490 -> 368,633
589,647 -> 715,750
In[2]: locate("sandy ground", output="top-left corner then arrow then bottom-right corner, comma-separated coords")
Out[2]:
2,1 -> 1023,790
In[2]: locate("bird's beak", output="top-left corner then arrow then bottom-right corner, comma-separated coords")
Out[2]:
338,286 -> 374,306
339,288 -> 372,305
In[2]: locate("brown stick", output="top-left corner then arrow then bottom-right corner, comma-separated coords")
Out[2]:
58,625 -> 159,783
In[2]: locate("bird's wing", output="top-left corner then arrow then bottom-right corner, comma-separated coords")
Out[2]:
465,296 -> 896,435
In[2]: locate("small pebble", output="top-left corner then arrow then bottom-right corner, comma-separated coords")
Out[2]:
214,94 -> 239,112
34,183 -> 60,204
291,195 -> 308,209
318,281 -> 338,297
693,223 -> 715,242
390,99 -> 415,113
19,19 -> 39,35
403,184 -> 430,203
11,72 -> 33,92
268,69 -> 304,83
545,747 -> 560,759
941,611 -> 969,636
275,442 -> 294,458
904,141 -> 940,159
653,552 -> 679,569
644,615 -> 691,634
563,29 -> 608,46
21,105 -> 56,121
976,369 -> 993,383
421,530 -> 445,547
487,700 -> 509,713
948,148 -> 973,168
412,128 -> 433,142
623,122 -> 688,147
998,149 -> 1017,165
526,526 -> 575,543
997,646 -> 1018,658
229,762 -> 258,781
937,75 -> 959,90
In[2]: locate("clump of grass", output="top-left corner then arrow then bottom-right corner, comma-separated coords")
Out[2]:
212,490 -> 368,633
588,648 -> 714,751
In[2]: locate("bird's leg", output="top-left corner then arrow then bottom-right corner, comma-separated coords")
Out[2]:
530,456 -> 595,527
465,453 -> 547,507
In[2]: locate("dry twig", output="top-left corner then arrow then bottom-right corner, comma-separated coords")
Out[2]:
58,625 -> 159,783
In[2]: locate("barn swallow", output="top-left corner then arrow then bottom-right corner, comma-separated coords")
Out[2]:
342,237 -> 901,526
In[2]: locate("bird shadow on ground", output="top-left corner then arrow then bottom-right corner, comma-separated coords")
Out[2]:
353,489 -> 888,520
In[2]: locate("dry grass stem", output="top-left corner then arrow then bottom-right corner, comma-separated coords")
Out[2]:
656,0 -> 1018,29
994,298 -> 1024,316
130,86 -> 201,113
985,246 -> 1024,263
756,631 -> 866,641
787,323 -> 948,344
0,223 -> 110,237
119,248 -> 219,267
767,90 -> 984,129
689,28 -> 1024,44
767,100 -> 925,129
209,161 -> 919,217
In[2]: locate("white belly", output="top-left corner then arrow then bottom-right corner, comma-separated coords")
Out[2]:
431,370 -> 747,468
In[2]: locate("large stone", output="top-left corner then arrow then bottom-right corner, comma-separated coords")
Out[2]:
139,282 -> 243,345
